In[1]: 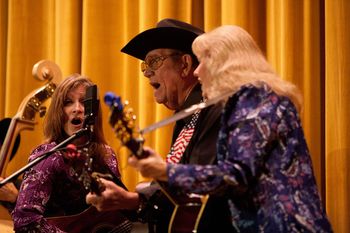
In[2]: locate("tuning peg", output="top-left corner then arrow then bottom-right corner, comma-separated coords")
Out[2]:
39,106 -> 47,117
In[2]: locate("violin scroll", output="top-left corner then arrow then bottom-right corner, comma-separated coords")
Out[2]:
0,60 -> 62,176
32,60 -> 62,83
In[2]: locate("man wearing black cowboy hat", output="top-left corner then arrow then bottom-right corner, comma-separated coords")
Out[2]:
0,118 -> 21,212
87,18 -> 235,232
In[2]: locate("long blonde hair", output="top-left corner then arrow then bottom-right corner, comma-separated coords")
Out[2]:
192,25 -> 302,112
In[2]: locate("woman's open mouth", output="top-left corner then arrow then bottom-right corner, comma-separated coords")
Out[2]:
71,117 -> 83,126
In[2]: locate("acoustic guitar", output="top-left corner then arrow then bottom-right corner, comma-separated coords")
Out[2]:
104,92 -> 209,233
46,146 -> 133,233
47,205 -> 132,233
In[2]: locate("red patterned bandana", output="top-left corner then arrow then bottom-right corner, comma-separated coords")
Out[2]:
166,110 -> 200,164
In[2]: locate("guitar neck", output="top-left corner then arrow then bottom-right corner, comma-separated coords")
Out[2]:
104,93 -> 211,233
125,137 -> 148,159
97,165 -> 128,191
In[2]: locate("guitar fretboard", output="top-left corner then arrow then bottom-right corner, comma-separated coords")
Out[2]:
108,220 -> 133,233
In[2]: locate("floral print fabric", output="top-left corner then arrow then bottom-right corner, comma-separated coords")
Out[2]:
167,83 -> 333,232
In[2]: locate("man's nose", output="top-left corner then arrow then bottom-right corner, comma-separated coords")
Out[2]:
143,69 -> 154,78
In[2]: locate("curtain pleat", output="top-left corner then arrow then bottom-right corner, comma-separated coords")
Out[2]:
325,0 -> 350,231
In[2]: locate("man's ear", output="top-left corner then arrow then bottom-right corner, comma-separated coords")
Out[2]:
181,54 -> 193,77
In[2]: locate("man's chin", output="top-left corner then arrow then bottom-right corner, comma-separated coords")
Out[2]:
154,95 -> 177,110
163,100 -> 180,110
154,95 -> 165,105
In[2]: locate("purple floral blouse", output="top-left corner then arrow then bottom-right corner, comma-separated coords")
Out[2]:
11,142 -> 120,232
167,83 -> 333,232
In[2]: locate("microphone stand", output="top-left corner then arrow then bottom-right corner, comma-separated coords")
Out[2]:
0,127 -> 90,187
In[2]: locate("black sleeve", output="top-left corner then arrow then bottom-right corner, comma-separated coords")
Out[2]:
181,103 -> 223,165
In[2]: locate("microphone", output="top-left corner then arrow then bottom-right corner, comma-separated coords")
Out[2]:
83,85 -> 99,128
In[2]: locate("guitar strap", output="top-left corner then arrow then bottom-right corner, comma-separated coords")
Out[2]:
166,110 -> 200,164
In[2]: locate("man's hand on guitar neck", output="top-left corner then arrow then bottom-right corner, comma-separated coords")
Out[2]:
128,146 -> 168,181
86,178 -> 139,212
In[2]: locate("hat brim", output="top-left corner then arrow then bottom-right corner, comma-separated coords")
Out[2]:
121,27 -> 200,60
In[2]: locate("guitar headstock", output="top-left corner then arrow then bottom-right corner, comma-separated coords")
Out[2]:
66,146 -> 112,195
104,92 -> 145,158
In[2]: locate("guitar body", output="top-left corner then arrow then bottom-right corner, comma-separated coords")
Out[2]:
47,206 -> 132,233
169,195 -> 209,233
141,182 -> 208,233
48,146 -> 133,233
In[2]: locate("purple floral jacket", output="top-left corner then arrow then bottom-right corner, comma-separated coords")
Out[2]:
167,83 -> 333,232
11,142 -> 120,232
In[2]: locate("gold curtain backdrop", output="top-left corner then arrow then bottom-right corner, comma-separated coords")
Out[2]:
0,0 -> 349,231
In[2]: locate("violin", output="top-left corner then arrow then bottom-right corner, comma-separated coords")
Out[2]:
0,60 -> 62,177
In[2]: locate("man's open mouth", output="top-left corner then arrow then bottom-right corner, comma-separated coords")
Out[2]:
150,82 -> 160,89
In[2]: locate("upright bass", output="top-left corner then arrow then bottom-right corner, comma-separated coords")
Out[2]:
0,60 -> 62,177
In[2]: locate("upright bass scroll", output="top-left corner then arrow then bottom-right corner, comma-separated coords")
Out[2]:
0,60 -> 62,177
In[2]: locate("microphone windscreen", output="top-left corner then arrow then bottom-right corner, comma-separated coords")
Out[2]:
83,85 -> 99,127
64,144 -> 80,159
66,144 -> 77,152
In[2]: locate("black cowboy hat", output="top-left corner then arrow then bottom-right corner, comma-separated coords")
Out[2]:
121,18 -> 204,60
0,118 -> 21,161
